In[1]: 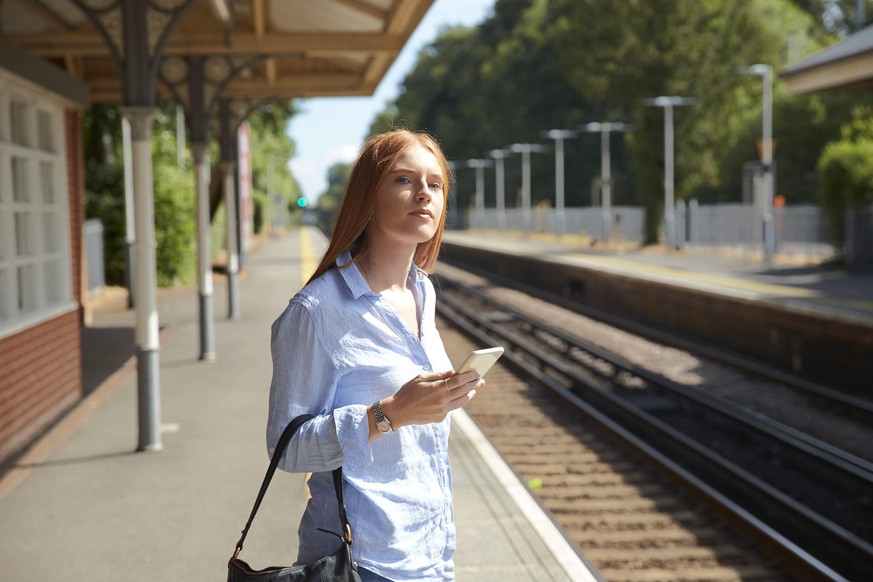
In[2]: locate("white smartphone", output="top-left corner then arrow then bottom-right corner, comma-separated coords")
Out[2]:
456,347 -> 504,377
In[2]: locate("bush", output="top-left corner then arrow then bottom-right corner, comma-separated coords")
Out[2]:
817,139 -> 873,247
84,160 -> 126,286
152,159 -> 196,286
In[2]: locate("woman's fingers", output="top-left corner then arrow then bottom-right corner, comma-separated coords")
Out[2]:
442,371 -> 479,392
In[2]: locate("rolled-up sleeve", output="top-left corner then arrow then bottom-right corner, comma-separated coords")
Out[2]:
267,299 -> 372,472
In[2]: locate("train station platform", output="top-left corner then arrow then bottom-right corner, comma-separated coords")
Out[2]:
442,230 -> 873,325
440,228 -> 873,391
0,228 -> 600,582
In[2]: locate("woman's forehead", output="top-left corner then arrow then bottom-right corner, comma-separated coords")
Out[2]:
390,145 -> 443,175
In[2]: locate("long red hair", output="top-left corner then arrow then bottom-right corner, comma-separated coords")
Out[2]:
307,130 -> 452,285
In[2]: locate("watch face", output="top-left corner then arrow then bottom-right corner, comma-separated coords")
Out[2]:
376,419 -> 393,433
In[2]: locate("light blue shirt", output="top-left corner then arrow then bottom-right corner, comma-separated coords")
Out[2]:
267,250 -> 456,581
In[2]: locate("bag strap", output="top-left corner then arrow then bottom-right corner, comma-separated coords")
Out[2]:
233,414 -> 353,559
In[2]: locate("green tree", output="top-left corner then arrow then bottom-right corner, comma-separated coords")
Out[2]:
313,161 -> 354,235
789,0 -> 873,35
817,105 -> 873,247
84,104 -> 197,286
380,0 -> 607,215
246,102 -> 300,233
553,0 -> 782,242
368,0 -> 867,244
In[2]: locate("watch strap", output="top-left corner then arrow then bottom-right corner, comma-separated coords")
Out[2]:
373,400 -> 394,433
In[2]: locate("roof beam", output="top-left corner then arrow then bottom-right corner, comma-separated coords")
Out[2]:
90,72 -> 363,93
252,0 -> 266,35
10,31 -> 406,56
16,0 -> 75,30
332,0 -> 388,20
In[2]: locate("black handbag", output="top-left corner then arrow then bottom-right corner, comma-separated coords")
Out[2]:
227,414 -> 363,582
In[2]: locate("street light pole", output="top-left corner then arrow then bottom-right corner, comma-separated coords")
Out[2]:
510,143 -> 546,233
489,149 -> 509,231
580,122 -> 631,244
643,96 -> 694,251
466,159 -> 493,228
541,129 -> 579,237
738,64 -> 775,266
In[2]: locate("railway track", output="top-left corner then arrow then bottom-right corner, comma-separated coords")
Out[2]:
435,265 -> 872,581
440,257 -> 873,429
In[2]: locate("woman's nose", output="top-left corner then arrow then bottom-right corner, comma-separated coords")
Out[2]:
416,180 -> 432,200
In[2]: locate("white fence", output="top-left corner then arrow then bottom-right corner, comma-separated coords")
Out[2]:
84,219 -> 105,291
467,202 -> 838,260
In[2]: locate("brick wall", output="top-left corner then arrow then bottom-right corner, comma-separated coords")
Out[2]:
0,310 -> 81,464
0,109 -> 85,466
67,110 -> 88,321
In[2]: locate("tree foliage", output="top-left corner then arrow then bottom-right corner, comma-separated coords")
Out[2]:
817,105 -> 873,245
313,161 -> 354,236
367,0 -> 865,244
245,102 -> 300,234
84,99 -> 300,285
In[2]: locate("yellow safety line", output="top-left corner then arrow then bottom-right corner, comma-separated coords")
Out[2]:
299,227 -> 318,284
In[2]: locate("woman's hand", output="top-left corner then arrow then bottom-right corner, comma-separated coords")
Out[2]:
372,370 -> 483,436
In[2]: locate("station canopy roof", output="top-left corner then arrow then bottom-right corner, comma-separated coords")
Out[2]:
782,24 -> 873,94
1,0 -> 435,103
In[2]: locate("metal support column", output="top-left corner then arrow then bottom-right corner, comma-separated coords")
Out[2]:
122,116 -> 136,308
122,106 -> 162,452
223,160 -> 240,319
192,142 -> 216,361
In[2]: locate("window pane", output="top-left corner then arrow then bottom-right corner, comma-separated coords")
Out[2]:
12,157 -> 29,203
40,161 -> 55,203
14,212 -> 31,257
38,110 -> 53,151
10,101 -> 28,146
44,259 -> 62,303
43,212 -> 58,253
17,264 -> 36,313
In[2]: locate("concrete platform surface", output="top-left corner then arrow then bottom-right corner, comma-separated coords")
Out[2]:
443,230 -> 873,324
0,228 -> 598,582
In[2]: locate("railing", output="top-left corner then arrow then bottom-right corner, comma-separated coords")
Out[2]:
467,202 -> 839,261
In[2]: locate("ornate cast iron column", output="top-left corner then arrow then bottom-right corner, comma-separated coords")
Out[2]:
70,0 -> 197,452
160,55 -> 260,357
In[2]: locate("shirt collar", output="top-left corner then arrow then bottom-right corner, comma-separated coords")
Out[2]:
336,249 -> 427,300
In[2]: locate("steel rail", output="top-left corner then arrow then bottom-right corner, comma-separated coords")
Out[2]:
438,262 -> 873,424
447,279 -> 873,480
436,278 -> 872,579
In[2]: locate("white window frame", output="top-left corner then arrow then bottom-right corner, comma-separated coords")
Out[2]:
0,71 -> 76,339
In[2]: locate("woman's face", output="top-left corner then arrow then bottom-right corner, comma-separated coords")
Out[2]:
367,145 -> 445,249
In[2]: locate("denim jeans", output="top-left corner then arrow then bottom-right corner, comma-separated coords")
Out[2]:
357,566 -> 393,582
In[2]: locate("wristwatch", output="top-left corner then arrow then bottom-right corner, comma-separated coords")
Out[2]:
373,400 -> 394,434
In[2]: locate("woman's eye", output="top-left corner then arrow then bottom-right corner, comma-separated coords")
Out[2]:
429,182 -> 442,190
396,176 -> 412,184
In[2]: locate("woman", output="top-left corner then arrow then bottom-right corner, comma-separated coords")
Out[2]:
267,129 -> 483,581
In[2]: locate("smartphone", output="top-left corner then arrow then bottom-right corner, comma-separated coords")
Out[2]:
456,347 -> 504,377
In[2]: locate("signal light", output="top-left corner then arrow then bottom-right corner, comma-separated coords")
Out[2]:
297,196 -> 307,208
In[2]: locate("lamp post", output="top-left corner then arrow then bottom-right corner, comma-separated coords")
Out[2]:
509,143 -> 547,233
737,64 -> 775,266
466,159 -> 493,228
489,149 -> 510,231
541,129 -> 579,237
643,96 -> 694,251
580,122 -> 632,244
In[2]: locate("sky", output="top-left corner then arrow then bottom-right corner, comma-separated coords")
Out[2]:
287,0 -> 496,204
